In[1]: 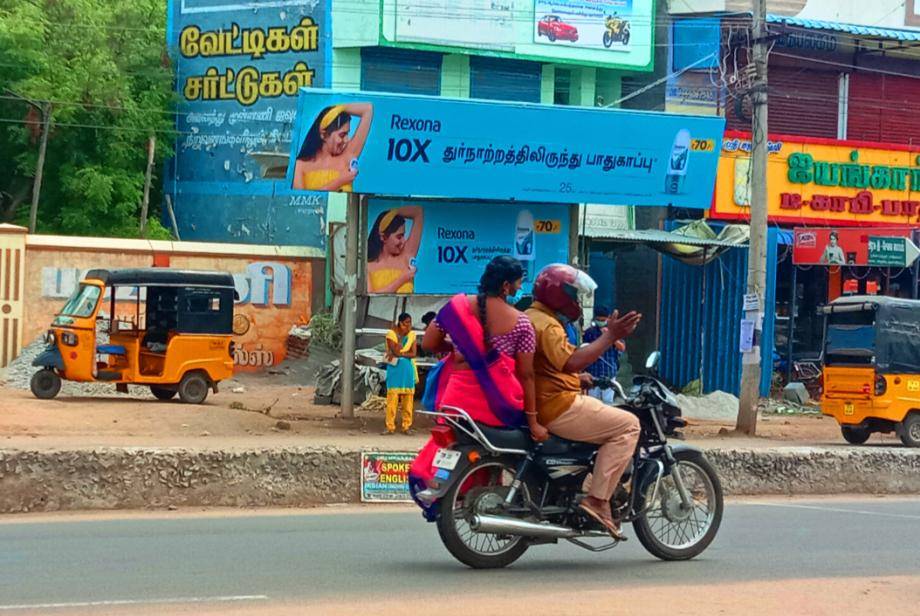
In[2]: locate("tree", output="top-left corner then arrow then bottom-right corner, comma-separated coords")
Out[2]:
0,0 -> 174,238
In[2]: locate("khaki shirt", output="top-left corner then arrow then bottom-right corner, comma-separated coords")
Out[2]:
526,302 -> 582,425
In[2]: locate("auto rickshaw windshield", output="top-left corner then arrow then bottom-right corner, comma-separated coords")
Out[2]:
60,284 -> 102,318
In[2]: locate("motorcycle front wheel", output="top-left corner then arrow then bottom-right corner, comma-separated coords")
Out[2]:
603,31 -> 613,47
436,458 -> 530,569
632,450 -> 723,560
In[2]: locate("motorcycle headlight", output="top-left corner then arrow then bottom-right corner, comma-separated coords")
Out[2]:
61,331 -> 78,347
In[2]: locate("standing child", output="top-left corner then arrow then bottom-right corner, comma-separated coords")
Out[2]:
384,313 -> 418,434
583,306 -> 626,404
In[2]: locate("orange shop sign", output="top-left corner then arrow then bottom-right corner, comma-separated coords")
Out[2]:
711,131 -> 920,226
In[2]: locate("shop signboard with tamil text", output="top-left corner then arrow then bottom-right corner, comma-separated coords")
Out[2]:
868,237 -> 920,268
289,89 -> 724,209
167,0 -> 330,247
713,131 -> 920,227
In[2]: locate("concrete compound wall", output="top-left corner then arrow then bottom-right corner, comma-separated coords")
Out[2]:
1,446 -> 918,513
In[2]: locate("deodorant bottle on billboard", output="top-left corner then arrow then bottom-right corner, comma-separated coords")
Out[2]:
665,129 -> 691,194
513,209 -> 536,282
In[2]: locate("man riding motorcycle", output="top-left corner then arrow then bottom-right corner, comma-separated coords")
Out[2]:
525,264 -> 642,540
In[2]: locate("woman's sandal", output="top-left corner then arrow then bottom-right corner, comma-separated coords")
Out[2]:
579,502 -> 628,542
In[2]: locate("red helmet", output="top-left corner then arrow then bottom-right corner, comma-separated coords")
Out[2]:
532,264 -> 597,321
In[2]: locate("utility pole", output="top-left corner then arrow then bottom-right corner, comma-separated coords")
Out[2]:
29,103 -> 51,234
340,192 -> 360,419
737,0 -> 769,435
139,135 -> 156,236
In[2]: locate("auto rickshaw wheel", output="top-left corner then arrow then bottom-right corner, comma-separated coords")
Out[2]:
841,426 -> 870,445
178,372 -> 210,405
31,369 -> 62,400
150,386 -> 177,401
897,413 -> 920,448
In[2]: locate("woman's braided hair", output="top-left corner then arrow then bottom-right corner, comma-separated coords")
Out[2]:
476,256 -> 525,349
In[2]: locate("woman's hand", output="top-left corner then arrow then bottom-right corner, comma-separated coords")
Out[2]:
528,418 -> 550,442
398,264 -> 417,286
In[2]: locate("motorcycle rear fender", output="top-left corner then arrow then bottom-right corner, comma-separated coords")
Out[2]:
412,447 -> 479,522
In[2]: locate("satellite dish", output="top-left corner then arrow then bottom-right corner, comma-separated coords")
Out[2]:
331,224 -> 347,291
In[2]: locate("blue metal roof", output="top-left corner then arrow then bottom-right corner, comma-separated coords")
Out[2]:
767,15 -> 920,42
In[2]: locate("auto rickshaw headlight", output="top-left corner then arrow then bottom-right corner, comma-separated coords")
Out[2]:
60,331 -> 78,347
44,330 -> 56,346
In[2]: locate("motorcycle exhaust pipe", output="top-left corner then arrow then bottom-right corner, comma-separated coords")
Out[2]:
469,514 -> 579,539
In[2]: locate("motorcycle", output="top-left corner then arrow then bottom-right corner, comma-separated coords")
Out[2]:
411,352 -> 724,569
603,16 -> 630,47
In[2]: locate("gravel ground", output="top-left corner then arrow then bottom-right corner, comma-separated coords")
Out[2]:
677,390 -> 741,421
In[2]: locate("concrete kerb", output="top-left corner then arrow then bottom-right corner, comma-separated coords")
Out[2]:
1,445 -> 919,513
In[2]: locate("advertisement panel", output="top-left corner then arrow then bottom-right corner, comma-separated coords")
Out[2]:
712,131 -> 920,227
366,200 -> 569,295
381,0 -> 655,70
167,0 -> 330,247
361,451 -> 414,502
289,90 -> 725,209
792,227 -> 914,266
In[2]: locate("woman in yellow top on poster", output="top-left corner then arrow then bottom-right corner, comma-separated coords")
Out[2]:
366,205 -> 424,294
291,102 -> 373,192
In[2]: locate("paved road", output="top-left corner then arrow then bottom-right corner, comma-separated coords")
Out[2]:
1,498 -> 919,615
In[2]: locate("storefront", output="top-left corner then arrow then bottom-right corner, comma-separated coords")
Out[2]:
287,88 -> 725,413
689,130 -> 920,397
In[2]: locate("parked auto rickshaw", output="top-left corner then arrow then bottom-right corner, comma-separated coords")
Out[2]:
31,268 -> 236,404
820,295 -> 920,447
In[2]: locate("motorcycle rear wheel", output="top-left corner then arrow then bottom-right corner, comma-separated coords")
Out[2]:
633,450 -> 723,561
436,459 -> 530,569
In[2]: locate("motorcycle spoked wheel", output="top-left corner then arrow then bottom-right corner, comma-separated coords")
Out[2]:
436,459 -> 531,569
603,31 -> 613,47
632,450 -> 723,561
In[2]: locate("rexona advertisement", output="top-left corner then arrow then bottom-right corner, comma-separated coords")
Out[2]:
366,200 -> 569,295
289,90 -> 724,209
382,0 -> 655,70
167,0 -> 330,247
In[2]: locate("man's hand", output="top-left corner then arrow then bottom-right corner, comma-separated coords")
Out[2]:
614,340 -> 626,352
579,373 -> 594,389
603,310 -> 642,343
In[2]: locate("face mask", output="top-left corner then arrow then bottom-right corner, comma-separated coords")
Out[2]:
506,288 -> 524,306
593,320 -> 608,329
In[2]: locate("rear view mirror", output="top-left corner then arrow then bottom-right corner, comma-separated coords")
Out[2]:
645,351 -> 661,371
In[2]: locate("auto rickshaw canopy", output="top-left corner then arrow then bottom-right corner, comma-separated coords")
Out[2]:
822,295 -> 920,375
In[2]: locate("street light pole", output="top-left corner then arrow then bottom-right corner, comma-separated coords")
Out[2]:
5,90 -> 52,234
737,0 -> 769,435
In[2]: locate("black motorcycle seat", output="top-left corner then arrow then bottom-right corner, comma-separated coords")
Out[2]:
475,423 -> 595,454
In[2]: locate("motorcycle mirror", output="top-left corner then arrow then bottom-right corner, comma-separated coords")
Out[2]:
645,351 -> 661,371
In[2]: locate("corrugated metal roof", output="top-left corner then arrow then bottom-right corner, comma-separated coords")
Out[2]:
767,15 -> 920,42
595,229 -> 746,248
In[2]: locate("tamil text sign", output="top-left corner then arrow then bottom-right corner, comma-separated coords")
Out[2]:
792,227 -> 915,266
167,0 -> 330,246
290,90 -> 725,209
714,132 -> 920,226
366,200 -> 569,295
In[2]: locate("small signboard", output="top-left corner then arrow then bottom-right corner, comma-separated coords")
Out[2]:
360,451 -> 415,503
868,236 -> 920,268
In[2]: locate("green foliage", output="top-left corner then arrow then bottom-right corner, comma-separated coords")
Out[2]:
309,312 -> 343,352
0,0 -> 175,238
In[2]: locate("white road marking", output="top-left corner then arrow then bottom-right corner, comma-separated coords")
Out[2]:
0,595 -> 268,611
749,501 -> 920,521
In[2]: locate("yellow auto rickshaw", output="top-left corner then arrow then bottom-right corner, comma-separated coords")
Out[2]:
820,295 -> 920,447
30,268 -> 236,404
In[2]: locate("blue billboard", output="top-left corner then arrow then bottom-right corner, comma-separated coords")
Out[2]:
367,200 -> 570,295
289,89 -> 725,209
167,0 -> 330,247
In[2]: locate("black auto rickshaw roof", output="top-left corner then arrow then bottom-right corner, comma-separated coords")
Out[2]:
84,268 -> 235,288
823,295 -> 920,374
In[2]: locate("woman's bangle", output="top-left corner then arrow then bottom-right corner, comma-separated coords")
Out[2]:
525,411 -> 538,416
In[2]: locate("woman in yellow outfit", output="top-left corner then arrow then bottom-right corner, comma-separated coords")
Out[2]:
366,205 -> 424,294
384,313 -> 418,435
292,102 -> 373,192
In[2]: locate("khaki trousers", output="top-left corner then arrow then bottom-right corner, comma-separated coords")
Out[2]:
547,395 -> 640,501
